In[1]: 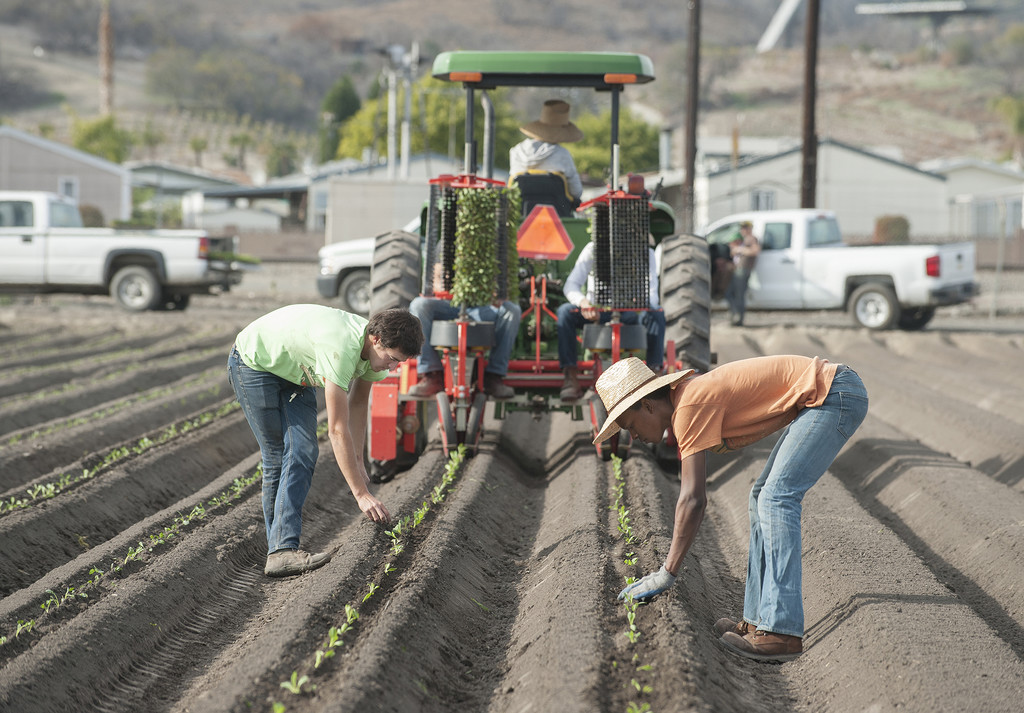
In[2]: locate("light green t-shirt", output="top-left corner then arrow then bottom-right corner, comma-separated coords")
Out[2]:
235,304 -> 388,390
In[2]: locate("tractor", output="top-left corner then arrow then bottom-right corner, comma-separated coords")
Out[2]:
366,51 -> 711,482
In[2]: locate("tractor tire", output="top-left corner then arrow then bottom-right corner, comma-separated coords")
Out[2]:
659,233 -> 712,373
371,230 -> 421,313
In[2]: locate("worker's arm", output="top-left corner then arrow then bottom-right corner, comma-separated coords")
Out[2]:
324,377 -> 391,523
618,451 -> 707,600
663,451 -> 708,575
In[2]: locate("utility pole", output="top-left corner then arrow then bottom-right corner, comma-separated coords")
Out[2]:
800,0 -> 819,208
682,0 -> 700,233
99,0 -> 114,115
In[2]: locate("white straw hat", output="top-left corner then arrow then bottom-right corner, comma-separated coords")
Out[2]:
519,99 -> 584,144
593,357 -> 695,444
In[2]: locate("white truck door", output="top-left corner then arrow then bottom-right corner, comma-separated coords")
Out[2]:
750,221 -> 802,308
0,199 -> 46,283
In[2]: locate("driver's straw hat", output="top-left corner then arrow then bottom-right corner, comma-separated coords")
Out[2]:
593,358 -> 695,444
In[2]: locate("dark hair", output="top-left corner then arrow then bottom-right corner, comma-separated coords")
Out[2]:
367,308 -> 424,357
626,384 -> 672,411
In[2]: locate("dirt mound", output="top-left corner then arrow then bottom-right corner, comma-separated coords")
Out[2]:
1,294 -> 1022,713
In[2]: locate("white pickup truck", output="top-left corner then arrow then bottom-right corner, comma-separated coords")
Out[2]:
0,191 -> 244,311
703,209 -> 978,330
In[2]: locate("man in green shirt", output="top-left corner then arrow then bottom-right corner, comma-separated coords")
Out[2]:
229,305 -> 424,577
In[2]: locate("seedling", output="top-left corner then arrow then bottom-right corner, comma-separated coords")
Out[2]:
362,582 -> 379,602
626,703 -> 651,713
279,671 -> 309,695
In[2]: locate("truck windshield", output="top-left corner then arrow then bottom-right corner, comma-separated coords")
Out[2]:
50,201 -> 85,228
806,216 -> 841,247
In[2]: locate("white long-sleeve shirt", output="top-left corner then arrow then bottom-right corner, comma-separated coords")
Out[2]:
509,139 -> 583,200
564,241 -> 661,309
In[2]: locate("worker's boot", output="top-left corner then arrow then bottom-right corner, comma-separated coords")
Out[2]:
560,367 -> 584,401
407,371 -> 444,399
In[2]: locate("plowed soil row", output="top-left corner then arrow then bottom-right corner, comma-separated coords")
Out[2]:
0,294 -> 1022,713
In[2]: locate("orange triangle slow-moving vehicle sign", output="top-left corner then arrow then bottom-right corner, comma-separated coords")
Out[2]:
516,204 -> 574,260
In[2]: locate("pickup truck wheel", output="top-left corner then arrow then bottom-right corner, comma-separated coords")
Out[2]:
898,306 -> 935,331
849,283 -> 900,330
371,230 -> 421,311
659,233 -> 712,373
110,266 -> 161,312
338,269 -> 372,316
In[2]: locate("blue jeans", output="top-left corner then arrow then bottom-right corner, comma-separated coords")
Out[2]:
409,297 -> 522,376
227,347 -> 320,555
743,366 -> 869,637
556,302 -> 666,370
725,268 -> 751,322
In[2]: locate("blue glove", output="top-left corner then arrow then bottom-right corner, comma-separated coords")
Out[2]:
618,565 -> 676,600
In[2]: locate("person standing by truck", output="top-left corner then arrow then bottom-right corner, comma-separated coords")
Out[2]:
228,305 -> 423,577
725,220 -> 760,326
593,354 -> 868,662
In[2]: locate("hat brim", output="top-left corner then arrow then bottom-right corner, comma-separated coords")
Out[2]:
519,121 -> 583,144
593,368 -> 695,444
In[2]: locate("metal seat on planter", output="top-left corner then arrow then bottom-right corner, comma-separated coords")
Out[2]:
429,320 -> 496,350
512,172 -> 578,218
582,322 -> 647,353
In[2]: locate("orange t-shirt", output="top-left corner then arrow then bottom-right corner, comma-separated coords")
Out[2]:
670,355 -> 839,458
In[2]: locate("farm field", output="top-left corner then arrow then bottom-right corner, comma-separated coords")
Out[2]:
0,278 -> 1023,713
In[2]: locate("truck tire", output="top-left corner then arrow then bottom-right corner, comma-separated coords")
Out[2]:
371,230 -> 421,312
849,283 -> 900,330
659,233 -> 712,373
898,306 -> 935,331
338,269 -> 372,316
110,266 -> 161,312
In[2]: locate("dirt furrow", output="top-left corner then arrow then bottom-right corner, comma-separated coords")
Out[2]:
293,449 -> 543,713
0,411 -> 257,597
167,447 -> 451,713
0,369 -> 231,485
0,347 -> 231,436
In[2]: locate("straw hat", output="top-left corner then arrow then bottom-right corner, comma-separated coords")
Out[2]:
593,358 -> 695,444
519,99 -> 584,144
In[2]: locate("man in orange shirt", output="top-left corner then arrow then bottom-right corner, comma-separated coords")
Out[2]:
593,355 -> 868,662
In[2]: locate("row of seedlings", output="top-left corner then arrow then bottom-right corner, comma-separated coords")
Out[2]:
272,445 -> 468,711
610,455 -> 658,713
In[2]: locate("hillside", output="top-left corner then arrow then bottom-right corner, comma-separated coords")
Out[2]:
0,0 -> 1021,174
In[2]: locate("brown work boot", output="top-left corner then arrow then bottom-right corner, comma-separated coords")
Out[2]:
713,617 -> 755,637
264,549 -> 332,578
720,629 -> 802,663
407,371 -> 444,399
483,373 -> 514,399
560,367 -> 584,401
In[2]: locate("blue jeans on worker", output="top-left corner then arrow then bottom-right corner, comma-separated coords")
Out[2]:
409,297 -> 522,376
556,303 -> 666,370
743,365 -> 868,638
725,268 -> 752,323
227,347 -> 319,555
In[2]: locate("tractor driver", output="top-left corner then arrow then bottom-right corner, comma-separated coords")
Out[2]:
407,264 -> 521,400
509,99 -> 584,203
556,241 -> 666,401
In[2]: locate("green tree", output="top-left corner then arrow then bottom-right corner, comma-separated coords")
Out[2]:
229,132 -> 255,170
571,109 -> 661,183
337,78 -> 519,167
69,114 -> 134,163
138,120 -> 166,160
318,75 -> 362,163
265,139 -> 298,178
189,135 -> 208,167
991,95 -> 1024,163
